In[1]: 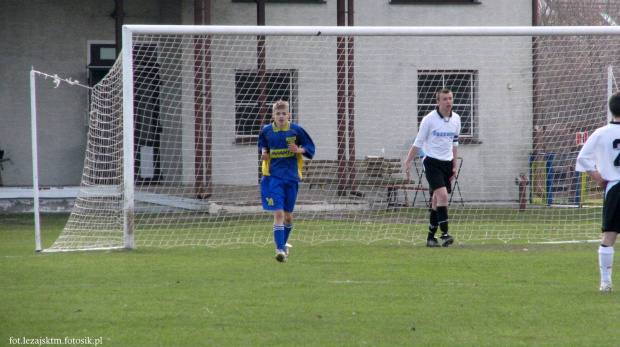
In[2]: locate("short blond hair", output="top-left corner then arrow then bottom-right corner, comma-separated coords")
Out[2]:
272,100 -> 289,113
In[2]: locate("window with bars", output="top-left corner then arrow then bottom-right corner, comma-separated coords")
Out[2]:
235,70 -> 297,142
391,0 -> 480,4
233,0 -> 325,3
417,70 -> 477,140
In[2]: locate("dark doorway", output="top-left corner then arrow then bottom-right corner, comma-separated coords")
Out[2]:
133,44 -> 162,185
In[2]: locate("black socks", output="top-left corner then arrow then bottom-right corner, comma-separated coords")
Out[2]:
437,206 -> 449,233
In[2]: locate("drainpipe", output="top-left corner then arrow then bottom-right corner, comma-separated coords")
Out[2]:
257,0 -> 267,183
114,0 -> 124,57
194,0 -> 213,199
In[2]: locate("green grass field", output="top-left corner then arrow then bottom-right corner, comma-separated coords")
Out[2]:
2,213 -> 620,346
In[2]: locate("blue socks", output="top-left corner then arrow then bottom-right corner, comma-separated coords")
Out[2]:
273,225 -> 285,251
284,224 -> 293,244
274,224 -> 293,251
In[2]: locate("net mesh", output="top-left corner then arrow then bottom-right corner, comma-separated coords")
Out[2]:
47,28 -> 620,251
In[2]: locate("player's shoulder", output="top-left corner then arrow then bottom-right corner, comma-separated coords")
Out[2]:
421,110 -> 438,123
261,123 -> 274,132
592,123 -> 618,135
605,121 -> 620,131
445,111 -> 461,123
425,110 -> 439,118
588,123 -> 619,142
289,122 -> 307,131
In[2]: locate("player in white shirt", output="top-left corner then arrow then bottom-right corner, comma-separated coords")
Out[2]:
405,89 -> 461,247
576,91 -> 620,292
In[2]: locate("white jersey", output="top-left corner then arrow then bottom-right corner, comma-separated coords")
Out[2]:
413,110 -> 461,161
576,122 -> 620,193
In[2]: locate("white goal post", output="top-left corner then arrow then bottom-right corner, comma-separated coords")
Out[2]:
44,25 -> 620,251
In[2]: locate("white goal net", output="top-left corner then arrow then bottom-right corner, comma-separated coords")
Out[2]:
46,25 -> 620,251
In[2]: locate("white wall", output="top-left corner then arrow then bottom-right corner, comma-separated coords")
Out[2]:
173,0 -> 534,202
0,0 -> 182,187
0,0 -> 532,194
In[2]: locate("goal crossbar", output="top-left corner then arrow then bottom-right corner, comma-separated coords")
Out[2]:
124,25 -> 620,37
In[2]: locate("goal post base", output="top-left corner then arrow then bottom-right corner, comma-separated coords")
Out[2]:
42,246 -> 128,253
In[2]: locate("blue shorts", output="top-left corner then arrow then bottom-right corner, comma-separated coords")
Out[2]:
260,176 -> 299,213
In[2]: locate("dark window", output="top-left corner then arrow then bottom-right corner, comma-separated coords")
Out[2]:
417,71 -> 477,140
235,70 -> 297,142
87,43 -> 117,87
233,0 -> 325,3
391,0 -> 480,4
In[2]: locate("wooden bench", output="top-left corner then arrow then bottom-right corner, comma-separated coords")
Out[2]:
301,157 -> 428,207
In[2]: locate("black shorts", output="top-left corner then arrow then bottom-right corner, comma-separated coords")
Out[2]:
423,156 -> 453,196
602,182 -> 620,233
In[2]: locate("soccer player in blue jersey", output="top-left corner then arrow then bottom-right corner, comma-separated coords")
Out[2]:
258,100 -> 316,262
576,91 -> 620,292
405,89 -> 461,247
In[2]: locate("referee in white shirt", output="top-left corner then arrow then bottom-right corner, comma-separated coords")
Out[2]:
405,89 -> 461,247
576,91 -> 620,292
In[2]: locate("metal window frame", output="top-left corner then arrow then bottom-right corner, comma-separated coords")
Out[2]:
234,69 -> 298,141
417,70 -> 477,139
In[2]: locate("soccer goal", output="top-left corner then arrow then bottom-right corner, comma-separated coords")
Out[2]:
44,25 -> 620,251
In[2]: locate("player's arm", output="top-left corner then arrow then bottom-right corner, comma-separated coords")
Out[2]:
450,118 -> 461,181
576,131 -> 606,188
587,170 -> 608,189
257,128 -> 270,161
450,145 -> 458,181
261,148 -> 269,161
405,117 -> 431,180
291,126 -> 315,159
404,144 -> 421,181
288,144 -> 305,154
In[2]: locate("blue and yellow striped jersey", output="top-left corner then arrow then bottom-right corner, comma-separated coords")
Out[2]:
258,121 -> 315,182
